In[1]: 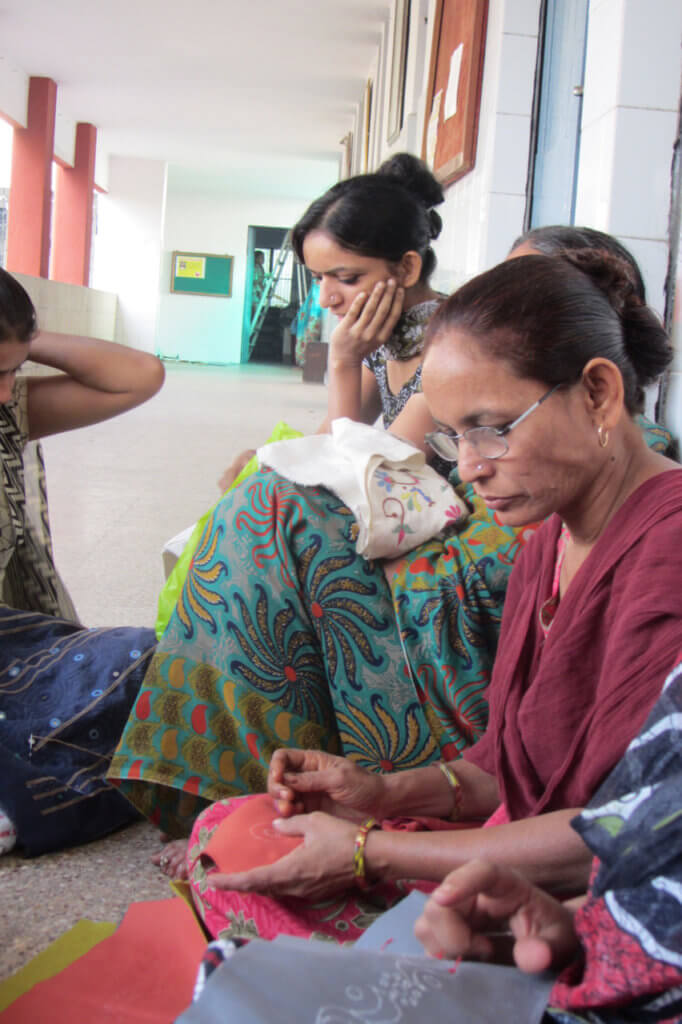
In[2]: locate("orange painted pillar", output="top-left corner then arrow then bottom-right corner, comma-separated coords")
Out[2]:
51,123 -> 97,286
6,77 -> 57,278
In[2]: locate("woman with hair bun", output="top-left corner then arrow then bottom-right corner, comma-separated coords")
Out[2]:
510,224 -> 647,301
292,153 -> 445,448
219,155 -> 448,492
508,224 -> 674,456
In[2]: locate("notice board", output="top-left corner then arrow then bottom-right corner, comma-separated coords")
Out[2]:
170,251 -> 233,297
421,0 -> 488,187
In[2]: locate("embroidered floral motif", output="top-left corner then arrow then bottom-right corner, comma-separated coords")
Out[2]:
317,958 -> 448,1022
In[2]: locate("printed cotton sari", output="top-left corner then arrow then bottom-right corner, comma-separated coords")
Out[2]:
108,471 -> 533,836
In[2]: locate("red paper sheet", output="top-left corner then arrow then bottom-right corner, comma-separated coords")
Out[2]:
2,897 -> 206,1023
201,793 -> 303,873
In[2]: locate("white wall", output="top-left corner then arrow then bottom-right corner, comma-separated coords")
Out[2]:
53,111 -> 76,168
0,59 -> 28,127
157,166 -> 337,364
94,141 -> 109,192
91,156 -> 167,353
369,0 -> 432,169
374,0 -> 680,314
362,0 -> 681,436
575,0 -> 682,314
0,60 -> 106,187
369,15 -> 389,172
430,0 -> 541,293
0,63 -> 81,171
373,0 -> 542,294
576,0 -> 682,428
14,273 -> 117,340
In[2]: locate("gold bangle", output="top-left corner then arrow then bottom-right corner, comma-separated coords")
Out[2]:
439,761 -> 463,822
353,817 -> 379,890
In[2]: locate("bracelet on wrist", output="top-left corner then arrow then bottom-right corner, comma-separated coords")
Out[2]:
353,817 -> 380,890
438,761 -> 463,822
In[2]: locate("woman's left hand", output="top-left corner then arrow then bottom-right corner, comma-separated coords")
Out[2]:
207,812 -> 359,901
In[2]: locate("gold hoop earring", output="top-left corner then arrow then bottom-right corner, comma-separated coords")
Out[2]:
598,425 -> 609,449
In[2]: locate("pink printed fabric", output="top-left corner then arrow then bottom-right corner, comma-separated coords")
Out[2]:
185,796 -> 471,944
482,803 -> 509,827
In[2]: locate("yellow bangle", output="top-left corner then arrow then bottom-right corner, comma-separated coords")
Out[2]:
439,761 -> 463,822
353,817 -> 379,890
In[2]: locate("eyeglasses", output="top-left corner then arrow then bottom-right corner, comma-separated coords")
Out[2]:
425,383 -> 562,464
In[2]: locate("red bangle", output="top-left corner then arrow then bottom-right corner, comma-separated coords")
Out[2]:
353,817 -> 379,890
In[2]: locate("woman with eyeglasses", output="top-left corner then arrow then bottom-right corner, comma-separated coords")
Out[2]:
177,246 -> 681,943
108,230 -> 674,884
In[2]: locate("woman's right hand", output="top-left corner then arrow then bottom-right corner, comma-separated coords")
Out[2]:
414,860 -> 579,970
329,279 -> 404,367
268,748 -> 388,821
24,331 -> 165,441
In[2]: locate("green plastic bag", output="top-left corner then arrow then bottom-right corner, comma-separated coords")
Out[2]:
154,421 -> 303,640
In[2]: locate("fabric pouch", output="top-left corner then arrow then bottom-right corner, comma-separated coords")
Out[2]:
259,417 -> 468,559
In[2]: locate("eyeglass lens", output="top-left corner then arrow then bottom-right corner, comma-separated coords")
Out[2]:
429,427 -> 508,462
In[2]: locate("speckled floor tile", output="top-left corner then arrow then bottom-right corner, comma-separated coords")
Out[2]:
0,821 -> 174,980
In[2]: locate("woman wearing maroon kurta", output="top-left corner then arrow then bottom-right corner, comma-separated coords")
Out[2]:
186,249 -> 682,942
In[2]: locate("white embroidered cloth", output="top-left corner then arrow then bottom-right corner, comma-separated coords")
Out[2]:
257,418 -> 468,560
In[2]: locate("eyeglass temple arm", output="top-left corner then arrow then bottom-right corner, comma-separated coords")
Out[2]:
504,383 -> 562,433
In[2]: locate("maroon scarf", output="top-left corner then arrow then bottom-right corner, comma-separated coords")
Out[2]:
463,469 -> 682,820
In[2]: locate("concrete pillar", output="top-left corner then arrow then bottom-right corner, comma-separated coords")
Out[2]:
6,77 -> 57,278
52,123 -> 97,285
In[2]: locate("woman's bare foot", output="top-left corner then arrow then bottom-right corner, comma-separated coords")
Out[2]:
152,837 -> 190,880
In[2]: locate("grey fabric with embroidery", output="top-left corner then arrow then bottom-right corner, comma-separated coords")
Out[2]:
178,934 -> 554,1024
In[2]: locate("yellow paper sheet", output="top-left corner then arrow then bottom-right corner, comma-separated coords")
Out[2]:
169,879 -> 211,941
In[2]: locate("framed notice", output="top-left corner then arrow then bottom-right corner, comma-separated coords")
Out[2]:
421,0 -> 488,187
170,251 -> 233,297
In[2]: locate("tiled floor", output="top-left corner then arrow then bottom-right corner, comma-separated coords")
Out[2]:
0,361 -> 328,981
44,360 -> 327,627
